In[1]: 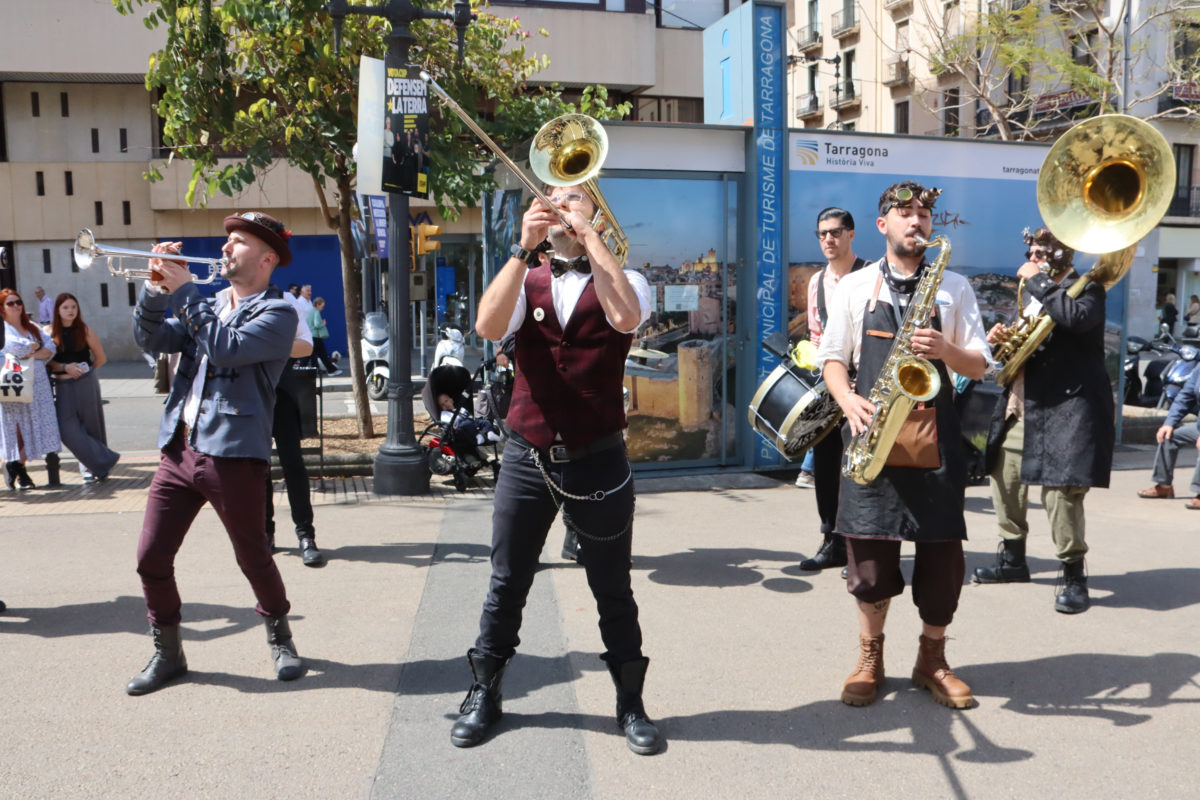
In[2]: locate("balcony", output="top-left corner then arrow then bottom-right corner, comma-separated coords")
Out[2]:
882,56 -> 911,87
796,93 -> 823,119
831,7 -> 859,38
794,23 -> 822,53
828,79 -> 862,109
1049,0 -> 1090,13
884,0 -> 912,11
1168,186 -> 1200,218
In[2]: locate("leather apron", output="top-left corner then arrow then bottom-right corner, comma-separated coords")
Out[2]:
834,271 -> 968,542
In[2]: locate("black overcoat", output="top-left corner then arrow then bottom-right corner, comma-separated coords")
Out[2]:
984,269 -> 1114,488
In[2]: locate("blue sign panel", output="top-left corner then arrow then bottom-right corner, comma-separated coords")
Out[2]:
751,1 -> 787,467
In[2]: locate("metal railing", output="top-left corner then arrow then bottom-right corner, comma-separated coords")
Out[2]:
831,6 -> 859,37
828,79 -> 861,108
796,93 -> 823,117
882,57 -> 911,87
795,23 -> 822,51
1167,186 -> 1200,217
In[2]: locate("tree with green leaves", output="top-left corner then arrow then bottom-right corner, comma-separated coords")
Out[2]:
112,0 -> 629,436
901,0 -> 1200,140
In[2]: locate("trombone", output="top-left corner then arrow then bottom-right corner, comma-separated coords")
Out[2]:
421,71 -> 629,264
74,228 -> 224,284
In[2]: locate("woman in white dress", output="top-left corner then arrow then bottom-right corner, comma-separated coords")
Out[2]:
1,288 -> 62,489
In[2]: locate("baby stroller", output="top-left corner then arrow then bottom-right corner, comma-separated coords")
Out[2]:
419,363 -> 502,492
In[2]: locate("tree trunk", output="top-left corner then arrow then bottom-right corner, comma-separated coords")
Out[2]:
335,174 -> 375,438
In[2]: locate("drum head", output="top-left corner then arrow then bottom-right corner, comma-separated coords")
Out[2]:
749,364 -> 843,460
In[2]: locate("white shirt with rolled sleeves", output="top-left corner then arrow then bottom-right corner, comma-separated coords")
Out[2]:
815,259 -> 993,375
501,266 -> 654,338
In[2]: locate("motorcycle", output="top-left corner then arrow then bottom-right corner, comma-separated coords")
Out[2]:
361,311 -> 390,401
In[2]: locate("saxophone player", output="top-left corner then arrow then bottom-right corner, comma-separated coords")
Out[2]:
818,182 -> 991,709
972,227 -> 1113,614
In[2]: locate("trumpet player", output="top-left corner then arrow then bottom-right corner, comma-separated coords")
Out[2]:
126,212 -> 305,695
818,182 -> 990,709
451,185 -> 660,754
973,227 -> 1114,615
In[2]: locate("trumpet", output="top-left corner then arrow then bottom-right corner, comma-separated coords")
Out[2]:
421,71 -> 629,264
73,228 -> 225,284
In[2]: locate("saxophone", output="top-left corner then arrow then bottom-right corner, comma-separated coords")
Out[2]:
842,234 -> 950,486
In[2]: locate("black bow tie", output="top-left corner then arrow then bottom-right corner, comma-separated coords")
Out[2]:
550,257 -> 591,278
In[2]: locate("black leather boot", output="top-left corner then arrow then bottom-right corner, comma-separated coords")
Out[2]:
972,539 -> 1031,584
126,624 -> 188,695
561,529 -> 580,561
4,462 -> 18,490
264,615 -> 303,680
607,656 -> 663,755
799,534 -> 848,571
451,648 -> 511,748
1054,560 -> 1090,614
45,452 -> 61,488
14,462 -> 34,490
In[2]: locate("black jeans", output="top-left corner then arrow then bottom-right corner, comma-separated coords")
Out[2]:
265,380 -> 314,540
475,438 -> 642,664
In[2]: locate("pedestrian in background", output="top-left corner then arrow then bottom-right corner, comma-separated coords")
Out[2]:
1,289 -> 62,489
1161,293 -> 1178,336
306,297 -> 340,376
47,293 -> 120,482
34,286 -> 53,326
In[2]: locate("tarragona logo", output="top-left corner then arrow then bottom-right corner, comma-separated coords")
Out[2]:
794,139 -> 820,165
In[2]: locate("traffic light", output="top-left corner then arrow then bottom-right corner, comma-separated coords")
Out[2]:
408,224 -> 416,271
416,223 -> 442,256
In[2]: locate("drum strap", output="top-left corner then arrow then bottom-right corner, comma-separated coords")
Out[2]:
816,256 -> 867,330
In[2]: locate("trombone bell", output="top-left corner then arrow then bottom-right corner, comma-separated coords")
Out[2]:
73,228 -> 224,285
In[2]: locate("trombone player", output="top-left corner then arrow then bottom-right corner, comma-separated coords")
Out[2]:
973,227 -> 1113,614
449,185 -> 660,755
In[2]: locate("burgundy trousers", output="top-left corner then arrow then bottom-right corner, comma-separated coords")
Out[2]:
136,429 -> 290,627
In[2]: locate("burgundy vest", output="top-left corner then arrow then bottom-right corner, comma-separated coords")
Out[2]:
506,265 -> 633,450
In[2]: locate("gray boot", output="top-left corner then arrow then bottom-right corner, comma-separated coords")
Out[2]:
451,648 -> 512,747
126,624 -> 188,695
607,656 -> 663,755
264,615 -> 303,680
972,539 -> 1031,584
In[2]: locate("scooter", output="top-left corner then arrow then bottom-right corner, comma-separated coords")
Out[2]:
1124,333 -> 1194,409
1159,341 -> 1200,409
433,326 -> 465,368
361,311 -> 390,401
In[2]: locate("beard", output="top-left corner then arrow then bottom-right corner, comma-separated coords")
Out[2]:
890,232 -> 926,259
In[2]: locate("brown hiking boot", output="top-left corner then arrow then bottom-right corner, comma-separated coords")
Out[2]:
841,634 -> 885,706
912,635 -> 974,709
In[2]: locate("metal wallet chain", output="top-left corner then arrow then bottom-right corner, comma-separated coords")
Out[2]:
529,448 -> 633,542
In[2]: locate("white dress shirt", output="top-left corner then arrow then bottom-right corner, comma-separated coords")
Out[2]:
502,265 -> 653,339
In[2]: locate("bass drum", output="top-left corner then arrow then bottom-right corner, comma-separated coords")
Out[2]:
748,364 -> 843,460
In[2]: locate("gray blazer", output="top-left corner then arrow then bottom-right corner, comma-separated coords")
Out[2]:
134,282 -> 297,461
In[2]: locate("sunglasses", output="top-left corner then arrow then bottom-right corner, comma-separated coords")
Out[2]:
4,299 -> 23,307
816,227 -> 849,240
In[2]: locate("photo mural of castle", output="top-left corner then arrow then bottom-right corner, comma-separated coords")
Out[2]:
624,247 -> 738,464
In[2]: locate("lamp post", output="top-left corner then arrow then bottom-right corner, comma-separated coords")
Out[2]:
789,51 -> 843,130
327,0 -> 475,495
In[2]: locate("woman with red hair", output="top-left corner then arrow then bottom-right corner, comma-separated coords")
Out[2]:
1,288 -> 62,489
47,293 -> 120,481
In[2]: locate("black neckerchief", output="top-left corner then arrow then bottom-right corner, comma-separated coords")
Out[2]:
879,259 -> 928,330
550,255 -> 591,278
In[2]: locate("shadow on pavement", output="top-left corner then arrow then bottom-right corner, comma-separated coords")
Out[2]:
633,548 -> 806,589
0,595 -> 260,641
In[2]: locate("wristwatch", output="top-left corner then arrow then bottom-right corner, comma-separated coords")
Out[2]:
510,243 -> 542,267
